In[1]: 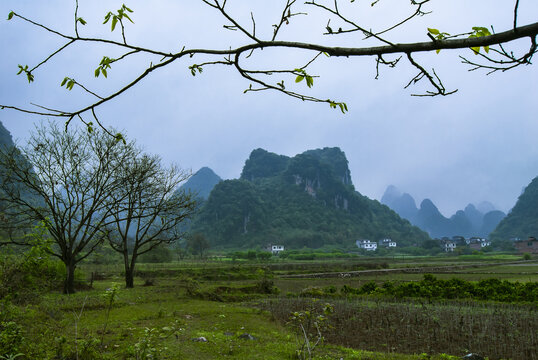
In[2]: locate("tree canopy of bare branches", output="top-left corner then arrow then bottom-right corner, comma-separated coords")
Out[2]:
105,150 -> 196,288
0,0 -> 536,131
0,123 -> 134,293
0,122 -> 195,292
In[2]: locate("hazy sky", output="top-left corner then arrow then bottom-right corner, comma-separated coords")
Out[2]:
1,1 -> 537,217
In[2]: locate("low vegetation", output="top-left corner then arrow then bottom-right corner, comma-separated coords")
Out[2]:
0,248 -> 536,359
265,297 -> 537,360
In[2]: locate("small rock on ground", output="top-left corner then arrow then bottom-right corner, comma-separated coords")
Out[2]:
462,354 -> 484,360
238,333 -> 256,340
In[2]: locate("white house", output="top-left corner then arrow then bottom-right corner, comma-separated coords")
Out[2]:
378,238 -> 397,248
441,240 -> 456,252
267,245 -> 285,255
469,237 -> 491,250
356,239 -> 377,251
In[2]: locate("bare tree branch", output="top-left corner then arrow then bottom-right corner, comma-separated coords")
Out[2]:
2,1 -> 538,131
514,0 -> 520,29
405,53 -> 457,96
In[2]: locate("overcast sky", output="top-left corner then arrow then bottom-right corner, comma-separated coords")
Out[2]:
1,0 -> 537,217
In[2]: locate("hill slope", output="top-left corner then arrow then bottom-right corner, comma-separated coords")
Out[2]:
192,148 -> 429,249
490,176 -> 538,240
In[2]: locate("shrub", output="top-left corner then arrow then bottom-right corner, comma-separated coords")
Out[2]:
359,281 -> 378,295
0,321 -> 24,356
0,253 -> 64,303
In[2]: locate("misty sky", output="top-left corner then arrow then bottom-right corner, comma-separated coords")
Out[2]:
1,0 -> 537,217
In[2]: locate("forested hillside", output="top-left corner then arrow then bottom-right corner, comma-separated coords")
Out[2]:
490,176 -> 538,240
191,148 -> 429,249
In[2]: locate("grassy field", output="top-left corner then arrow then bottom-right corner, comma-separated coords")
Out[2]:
3,275 -> 467,360
2,254 -> 537,359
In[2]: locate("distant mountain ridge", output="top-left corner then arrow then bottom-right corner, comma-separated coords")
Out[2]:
381,185 -> 505,238
191,147 -> 429,249
180,167 -> 222,200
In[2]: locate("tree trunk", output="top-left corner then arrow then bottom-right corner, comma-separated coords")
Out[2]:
125,267 -> 134,288
123,250 -> 134,288
63,261 -> 76,294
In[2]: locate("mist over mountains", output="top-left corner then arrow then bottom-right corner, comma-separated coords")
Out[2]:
381,185 -> 505,239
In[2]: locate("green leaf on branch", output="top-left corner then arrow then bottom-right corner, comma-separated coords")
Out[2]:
111,16 -> 118,31
16,64 -> 34,83
103,12 -> 112,25
469,26 -> 492,54
76,17 -> 87,25
104,4 -> 134,32
427,27 -> 450,53
7,11 -> 14,20
427,28 -> 449,39
305,75 -> 314,88
95,56 -> 114,78
294,68 -> 314,88
61,77 -> 76,91
189,64 -> 203,76
16,64 -> 28,75
470,45 -> 480,55
328,100 -> 348,114
114,133 -> 126,144
472,27 -> 491,36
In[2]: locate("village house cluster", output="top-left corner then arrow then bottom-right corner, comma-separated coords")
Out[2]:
438,236 -> 491,252
513,236 -> 538,254
268,236 -> 538,255
438,236 -> 538,254
355,238 -> 397,251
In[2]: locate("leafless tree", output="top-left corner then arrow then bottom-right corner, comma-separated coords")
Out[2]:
104,150 -> 195,288
0,1 -> 536,131
0,122 -> 132,293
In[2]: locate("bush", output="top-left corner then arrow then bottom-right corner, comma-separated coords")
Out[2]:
138,244 -> 174,263
0,321 -> 24,356
0,253 -> 64,303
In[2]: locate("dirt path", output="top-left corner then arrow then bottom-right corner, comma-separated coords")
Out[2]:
279,260 -> 530,278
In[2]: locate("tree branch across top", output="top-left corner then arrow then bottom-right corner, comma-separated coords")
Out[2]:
1,0 -> 537,131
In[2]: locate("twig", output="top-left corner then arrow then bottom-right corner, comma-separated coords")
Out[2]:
73,296 -> 88,360
514,0 -> 520,29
